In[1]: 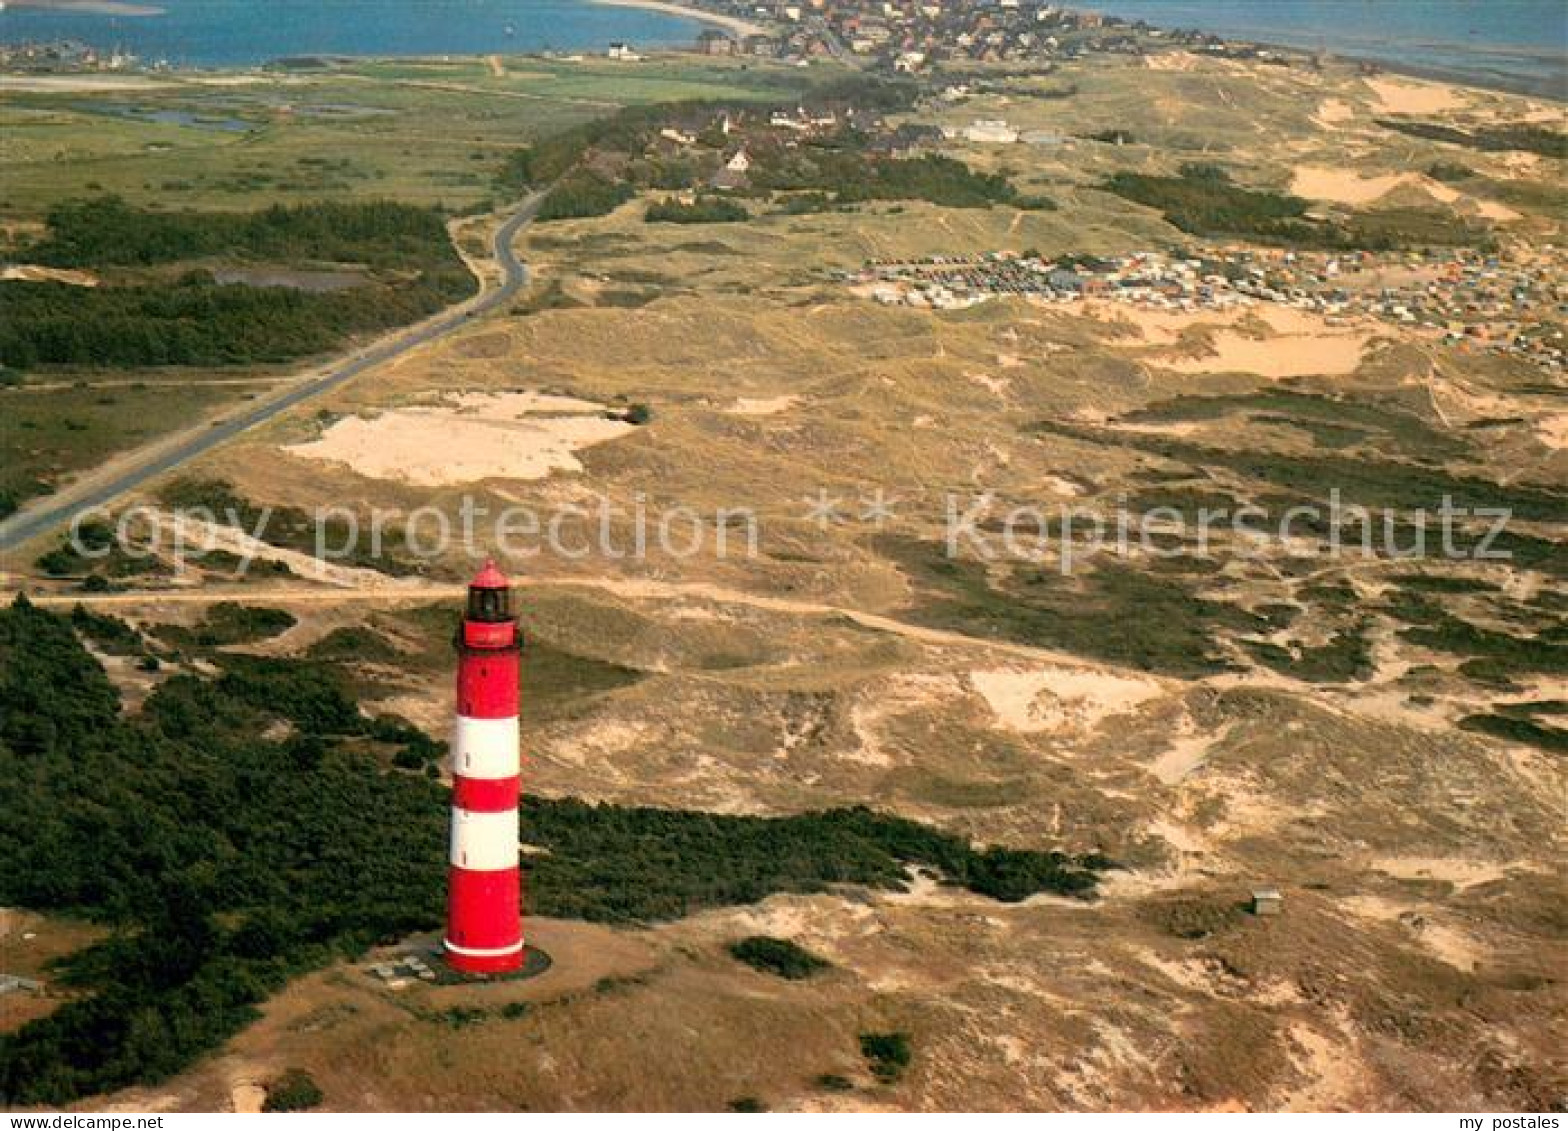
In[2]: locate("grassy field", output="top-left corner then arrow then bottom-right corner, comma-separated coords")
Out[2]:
0,56 -> 832,218
0,379 -> 243,518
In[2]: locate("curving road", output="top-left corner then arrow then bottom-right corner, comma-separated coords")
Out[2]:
0,192 -> 544,556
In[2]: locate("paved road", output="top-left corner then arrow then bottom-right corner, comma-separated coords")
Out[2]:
0,193 -> 543,555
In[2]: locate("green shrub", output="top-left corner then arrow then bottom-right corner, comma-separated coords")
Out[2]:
859,1032 -> 912,1083
263,1069 -> 323,1112
729,936 -> 831,980
646,196 -> 748,224
536,170 -> 634,222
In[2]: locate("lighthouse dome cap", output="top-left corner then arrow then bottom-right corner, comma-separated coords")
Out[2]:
469,559 -> 511,590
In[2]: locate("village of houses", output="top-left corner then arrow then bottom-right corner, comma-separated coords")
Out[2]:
681,0 -> 1253,73
847,247 -> 1567,372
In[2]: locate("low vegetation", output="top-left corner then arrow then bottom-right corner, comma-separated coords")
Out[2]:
1104,164 -> 1489,250
156,478 -> 426,577
859,1032 -> 913,1083
646,196 -> 749,224
883,537 -> 1258,678
728,936 -> 831,980
1376,118 -> 1568,160
1032,420 -> 1566,525
263,1069 -> 324,1113
1244,622 -> 1375,684
536,169 -> 636,222
152,603 -> 297,648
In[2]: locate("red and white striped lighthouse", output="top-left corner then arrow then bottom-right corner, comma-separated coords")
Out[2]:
444,560 -> 524,975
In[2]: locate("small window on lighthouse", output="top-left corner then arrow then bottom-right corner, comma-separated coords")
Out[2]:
469,586 -> 510,623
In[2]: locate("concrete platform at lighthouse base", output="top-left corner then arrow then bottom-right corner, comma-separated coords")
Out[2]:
427,944 -> 552,986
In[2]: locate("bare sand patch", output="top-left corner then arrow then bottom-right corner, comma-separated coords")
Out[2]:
1365,77 -> 1468,116
1536,413 -> 1568,450
1290,165 -> 1466,207
0,73 -> 175,92
1290,165 -> 1518,222
1148,717 -> 1229,786
725,395 -> 799,416
1144,51 -> 1197,73
1292,166 -> 1412,206
1096,303 -> 1370,379
229,1081 -> 266,1114
1370,856 -> 1508,888
968,371 -> 1013,398
1470,198 -> 1522,223
1312,98 -> 1355,129
1161,324 -> 1368,378
2,264 -> 99,286
970,666 -> 1162,735
286,391 -> 635,486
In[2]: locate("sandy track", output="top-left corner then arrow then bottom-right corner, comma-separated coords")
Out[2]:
13,575 -> 1175,680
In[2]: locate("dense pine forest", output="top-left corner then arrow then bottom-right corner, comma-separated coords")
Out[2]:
0,199 -> 473,370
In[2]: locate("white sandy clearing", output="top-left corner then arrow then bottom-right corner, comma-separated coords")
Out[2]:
1536,413 -> 1568,450
1470,198 -> 1522,223
0,73 -> 174,92
586,0 -> 764,36
1365,77 -> 1468,115
287,390 -> 635,486
971,666 -> 1162,734
1292,166 -> 1411,206
1312,98 -> 1355,129
1291,165 -> 1519,221
1144,51 -> 1197,72
1099,303 -> 1371,379
1,264 -> 99,286
1515,103 -> 1566,126
185,73 -> 287,86
1370,856 -> 1508,888
1041,474 -> 1084,497
725,395 -> 799,416
1149,717 -> 1230,786
1162,330 -> 1368,380
230,1082 -> 266,1115
968,370 -> 1013,398
1291,165 -> 1459,207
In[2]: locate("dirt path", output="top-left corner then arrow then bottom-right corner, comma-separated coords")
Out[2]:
13,574 -> 1171,679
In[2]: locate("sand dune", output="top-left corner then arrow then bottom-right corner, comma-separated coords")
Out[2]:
286,391 -> 636,486
1365,77 -> 1467,115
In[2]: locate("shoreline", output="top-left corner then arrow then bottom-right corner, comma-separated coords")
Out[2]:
3,0 -> 164,15
1093,2 -> 1566,103
584,0 -> 766,40
1341,52 -> 1566,104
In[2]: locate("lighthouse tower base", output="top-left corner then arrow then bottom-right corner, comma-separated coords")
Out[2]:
429,944 -> 553,984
